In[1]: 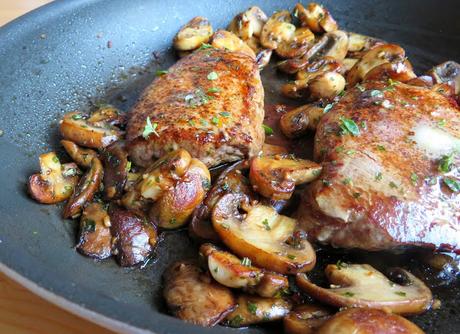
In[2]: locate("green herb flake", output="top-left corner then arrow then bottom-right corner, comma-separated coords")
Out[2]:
411,96 -> 419,100
444,178 -> 460,192
213,267 -> 218,273
323,103 -> 334,113
335,146 -> 345,153
221,182 -> 229,191
221,223 -> 230,230
62,168 -> 78,177
247,301 -> 258,315
345,149 -> 356,156
339,117 -> 360,136
228,315 -> 244,327
370,89 -> 384,98
360,121 -> 367,130
52,155 -> 60,164
211,116 -> 219,125
356,84 -> 366,92
142,117 -> 159,138
83,219 -> 96,233
207,71 -> 219,80
200,119 -> 209,126
438,153 -> 454,173
208,87 -> 220,93
322,179 -> 332,187
375,172 -> 383,181
241,257 -> 252,266
155,69 -> 168,76
389,181 -> 398,189
71,114 -> 83,120
263,124 -> 274,136
410,172 -> 418,185
342,177 -> 352,185
262,312 -> 271,321
169,218 -> 177,225
342,291 -> 355,297
376,145 -> 386,151
287,254 -> 296,260
219,111 -> 230,117
352,192 -> 361,199
199,43 -> 213,50
336,260 -> 348,270
202,178 -> 211,190
188,119 -> 196,126
262,218 -> 271,231
394,291 -> 407,297
437,119 -> 447,127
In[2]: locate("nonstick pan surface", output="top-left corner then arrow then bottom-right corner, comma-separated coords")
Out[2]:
0,0 -> 459,333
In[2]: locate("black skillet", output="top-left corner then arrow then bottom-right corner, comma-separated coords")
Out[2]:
0,0 -> 459,333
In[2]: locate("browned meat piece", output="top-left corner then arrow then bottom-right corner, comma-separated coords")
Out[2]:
163,261 -> 236,327
126,48 -> 264,167
109,205 -> 158,266
298,81 -> 460,251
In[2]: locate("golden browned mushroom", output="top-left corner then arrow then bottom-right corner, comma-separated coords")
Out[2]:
211,30 -> 256,59
261,143 -> 289,156
346,32 -> 383,54
279,103 -> 325,138
61,140 -> 97,169
228,6 -> 268,40
224,294 -> 292,327
249,155 -> 322,200
317,307 -> 425,334
87,104 -> 125,127
163,261 -> 236,327
173,16 -> 213,51
63,157 -> 103,218
59,112 -> 123,149
347,44 -> 416,86
294,3 -> 338,33
284,304 -> 333,334
212,193 -> 316,274
76,202 -> 112,260
200,243 -> 289,297
296,263 -> 433,315
363,60 -> 416,83
309,71 -> 346,99
427,60 -> 460,94
260,10 -> 296,50
101,141 -> 129,200
28,152 -> 80,204
276,27 -> 315,59
150,157 -> 210,229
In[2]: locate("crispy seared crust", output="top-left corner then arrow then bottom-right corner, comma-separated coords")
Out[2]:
127,49 -> 264,167
298,81 -> 460,251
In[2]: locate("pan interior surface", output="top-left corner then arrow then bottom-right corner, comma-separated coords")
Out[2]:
0,0 -> 459,333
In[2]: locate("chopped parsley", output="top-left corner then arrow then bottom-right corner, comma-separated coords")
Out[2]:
207,71 -> 219,80
370,89 -> 384,98
394,291 -> 407,297
342,291 -> 355,297
188,120 -> 196,126
71,114 -> 83,120
200,119 -> 209,126
219,111 -> 230,117
211,116 -> 219,125
169,218 -> 177,225
389,181 -> 398,189
155,69 -> 168,76
142,117 -> 159,138
263,124 -> 274,136
376,145 -> 386,151
62,168 -> 78,177
228,315 -> 244,327
438,153 -> 454,173
262,218 -> 271,231
336,260 -> 348,270
410,172 -> 418,185
184,89 -> 212,107
323,103 -> 334,113
52,155 -> 60,163
125,161 -> 132,172
199,43 -> 213,50
375,172 -> 383,181
83,219 -> 96,233
339,117 -> 360,136
241,257 -> 252,266
444,178 -> 460,192
437,119 -> 447,127
247,301 -> 258,315
221,182 -> 229,191
287,254 -> 296,260
356,84 -> 366,92
208,87 -> 220,93
322,179 -> 332,186
342,177 -> 352,185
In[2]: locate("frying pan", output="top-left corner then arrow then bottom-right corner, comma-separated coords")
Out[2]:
0,0 -> 459,333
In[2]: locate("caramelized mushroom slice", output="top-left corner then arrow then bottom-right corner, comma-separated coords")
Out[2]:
189,160 -> 252,242
428,60 -> 460,94
76,202 -> 112,260
342,58 -> 359,73
256,49 -> 273,69
173,16 -> 213,51
347,44 -> 416,86
276,27 -> 315,59
260,10 -> 296,50
249,155 -> 322,200
363,60 -> 416,83
87,104 -> 125,127
150,158 -> 210,229
59,112 -> 122,149
63,157 -> 103,219
200,243 -> 289,297
309,30 -> 349,61
317,308 -> 425,334
211,30 -> 256,59
284,304 -> 333,334
163,261 -> 236,327
61,140 -> 97,169
228,6 -> 268,40
280,104 -> 325,138
109,205 -> 158,267
296,264 -> 433,315
295,3 -> 338,33
224,294 -> 292,327
261,143 -> 289,156
309,71 -> 346,99
101,141 -> 129,200
346,32 -> 383,54
212,194 -> 316,274
28,152 -> 80,204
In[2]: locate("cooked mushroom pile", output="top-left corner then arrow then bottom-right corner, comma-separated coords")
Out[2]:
27,2 -> 460,333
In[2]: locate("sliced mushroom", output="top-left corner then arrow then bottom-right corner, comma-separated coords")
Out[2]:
346,32 -> 383,53
59,112 -> 122,149
309,71 -> 346,99
224,294 -> 292,327
173,16 -> 213,51
122,149 -> 192,211
284,304 -> 333,334
256,49 -> 273,69
163,261 -> 236,327
87,104 -> 125,127
228,6 -> 268,40
427,60 -> 460,94
342,58 -> 359,73
317,308 -> 425,334
200,243 -> 289,297
261,143 -> 289,156
101,141 -> 129,200
109,204 -> 158,267
211,30 -> 256,59
347,44 -> 416,86
28,152 -> 80,204
61,140 -> 98,169
406,75 -> 434,88
294,3 -> 338,33
276,27 -> 315,59
296,263 -> 433,315
150,158 -> 210,229
189,160 -> 251,243
63,157 -> 103,219
76,202 -> 112,260
280,104 -> 325,138
363,60 -> 416,83
260,10 -> 296,50
249,155 -> 322,200
212,194 -> 316,274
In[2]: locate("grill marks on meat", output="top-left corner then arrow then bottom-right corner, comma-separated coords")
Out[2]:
298,81 -> 460,251
127,49 -> 264,168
